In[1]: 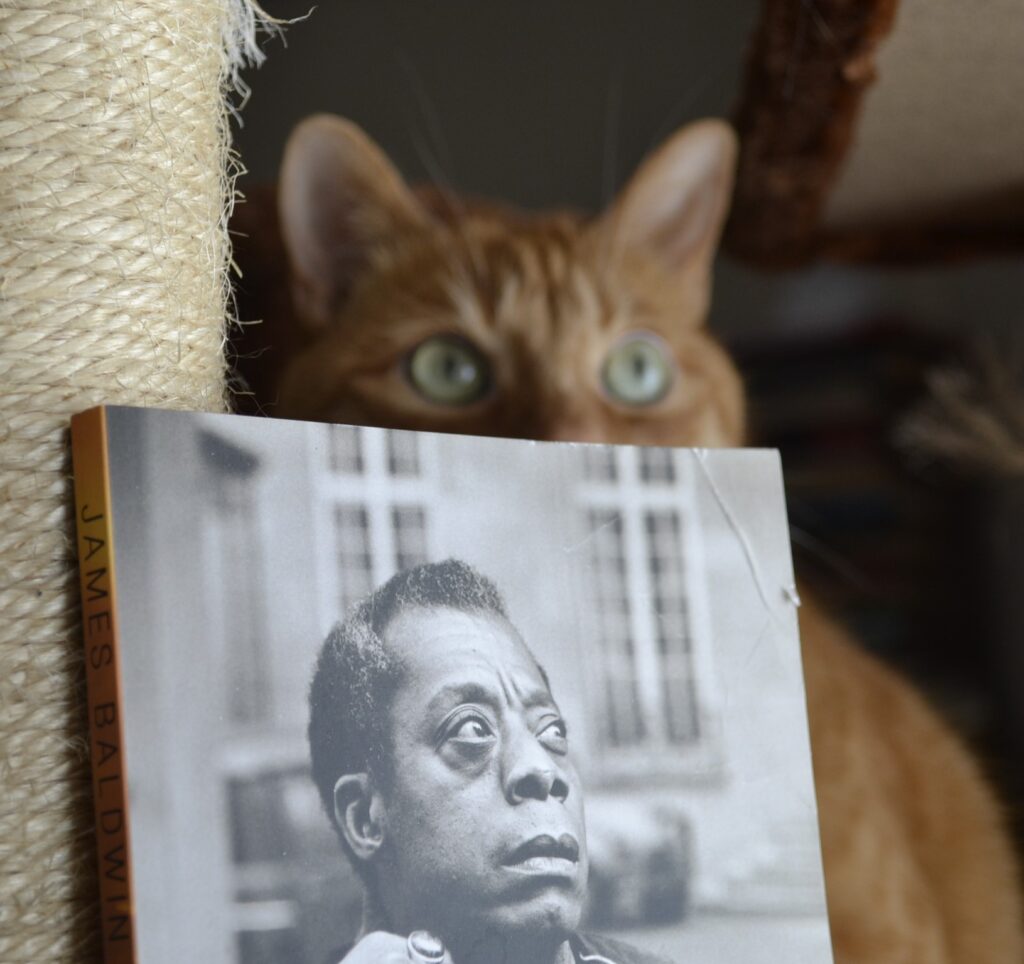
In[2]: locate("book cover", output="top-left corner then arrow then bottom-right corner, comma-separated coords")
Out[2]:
71,405 -> 833,964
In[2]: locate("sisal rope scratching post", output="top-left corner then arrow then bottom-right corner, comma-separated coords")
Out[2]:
0,2 -> 267,958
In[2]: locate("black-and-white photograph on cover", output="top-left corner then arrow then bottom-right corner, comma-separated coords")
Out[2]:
105,407 -> 833,964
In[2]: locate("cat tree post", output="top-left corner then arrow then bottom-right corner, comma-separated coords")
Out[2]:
0,2 -> 254,958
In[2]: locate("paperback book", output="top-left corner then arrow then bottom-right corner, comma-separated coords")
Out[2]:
71,405 -> 833,964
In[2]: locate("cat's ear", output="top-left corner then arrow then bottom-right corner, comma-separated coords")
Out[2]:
593,119 -> 737,277
279,114 -> 427,326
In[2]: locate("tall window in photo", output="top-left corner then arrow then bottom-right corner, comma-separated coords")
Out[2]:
577,447 -> 719,780
195,429 -> 299,960
197,431 -> 270,725
315,426 -> 437,628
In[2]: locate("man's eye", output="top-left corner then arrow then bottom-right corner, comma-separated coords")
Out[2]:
539,719 -> 569,754
449,717 -> 494,742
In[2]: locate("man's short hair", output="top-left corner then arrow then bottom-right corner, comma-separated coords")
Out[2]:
307,558 -> 509,831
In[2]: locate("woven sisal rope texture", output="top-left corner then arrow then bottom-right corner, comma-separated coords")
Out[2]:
0,2 -> 242,958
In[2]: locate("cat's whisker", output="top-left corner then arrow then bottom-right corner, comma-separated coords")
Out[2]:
397,51 -> 457,187
601,60 -> 625,209
789,524 -> 875,592
392,68 -> 490,287
645,57 -> 735,156
396,50 -> 479,261
406,122 -> 452,201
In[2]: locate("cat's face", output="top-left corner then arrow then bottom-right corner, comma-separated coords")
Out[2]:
276,115 -> 744,447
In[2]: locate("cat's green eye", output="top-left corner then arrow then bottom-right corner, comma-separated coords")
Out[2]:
602,333 -> 675,406
407,336 -> 491,406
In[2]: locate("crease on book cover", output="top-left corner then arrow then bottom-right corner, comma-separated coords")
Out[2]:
692,448 -> 800,622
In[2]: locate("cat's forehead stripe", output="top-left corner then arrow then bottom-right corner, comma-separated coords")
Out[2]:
442,219 -> 615,340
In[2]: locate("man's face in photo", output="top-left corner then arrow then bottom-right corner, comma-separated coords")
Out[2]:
371,605 -> 588,950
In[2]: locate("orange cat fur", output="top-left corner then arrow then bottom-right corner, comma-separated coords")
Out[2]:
231,115 -> 1023,964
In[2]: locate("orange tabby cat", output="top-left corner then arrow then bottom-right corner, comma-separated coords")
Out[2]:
231,114 -> 1023,964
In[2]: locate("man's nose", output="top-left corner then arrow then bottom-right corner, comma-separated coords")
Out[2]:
503,727 -> 569,805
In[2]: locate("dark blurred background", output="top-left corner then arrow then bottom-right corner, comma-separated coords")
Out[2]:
231,0 -> 1024,847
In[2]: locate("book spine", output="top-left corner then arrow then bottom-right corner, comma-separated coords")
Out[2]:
71,408 -> 136,964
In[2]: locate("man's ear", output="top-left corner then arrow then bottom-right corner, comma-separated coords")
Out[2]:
591,119 -> 737,278
279,114 -> 428,327
333,772 -> 387,862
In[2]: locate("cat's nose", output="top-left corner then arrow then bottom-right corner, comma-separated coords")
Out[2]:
542,417 -> 610,445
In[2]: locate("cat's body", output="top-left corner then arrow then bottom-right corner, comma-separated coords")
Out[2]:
231,115 -> 1023,963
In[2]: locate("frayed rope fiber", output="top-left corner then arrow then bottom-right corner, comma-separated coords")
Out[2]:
0,2 -> 268,958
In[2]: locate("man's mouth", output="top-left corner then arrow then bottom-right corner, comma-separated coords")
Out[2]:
502,833 -> 580,875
